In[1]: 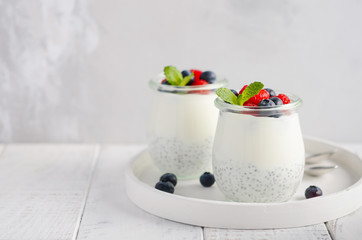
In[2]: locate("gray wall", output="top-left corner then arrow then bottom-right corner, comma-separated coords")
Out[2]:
0,0 -> 361,143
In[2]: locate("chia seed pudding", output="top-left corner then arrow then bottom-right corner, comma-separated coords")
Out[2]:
149,136 -> 213,179
213,156 -> 304,202
212,92 -> 305,202
148,71 -> 227,179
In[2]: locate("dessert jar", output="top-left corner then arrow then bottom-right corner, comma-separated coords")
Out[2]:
212,94 -> 305,202
148,74 -> 227,179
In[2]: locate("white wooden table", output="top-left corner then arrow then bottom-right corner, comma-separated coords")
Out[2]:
0,143 -> 361,240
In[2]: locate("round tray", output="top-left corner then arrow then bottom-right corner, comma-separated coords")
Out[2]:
125,137 -> 362,229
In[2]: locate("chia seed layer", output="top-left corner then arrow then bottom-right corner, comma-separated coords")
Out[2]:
149,136 -> 213,179
213,157 -> 304,202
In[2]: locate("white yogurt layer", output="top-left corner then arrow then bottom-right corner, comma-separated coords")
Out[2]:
213,111 -> 305,202
148,90 -> 219,179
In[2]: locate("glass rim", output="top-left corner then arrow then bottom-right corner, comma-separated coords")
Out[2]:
214,92 -> 303,113
149,73 -> 228,92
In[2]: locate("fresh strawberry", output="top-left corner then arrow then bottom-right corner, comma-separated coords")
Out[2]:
192,79 -> 208,86
161,79 -> 170,85
243,102 -> 257,106
239,85 -> 248,95
190,69 -> 202,81
277,94 -> 290,104
243,89 -> 270,106
191,79 -> 209,94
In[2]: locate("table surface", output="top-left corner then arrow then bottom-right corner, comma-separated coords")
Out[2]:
0,142 -> 361,240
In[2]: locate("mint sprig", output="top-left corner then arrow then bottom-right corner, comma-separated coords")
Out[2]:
216,82 -> 264,106
237,82 -> 264,105
163,66 -> 194,86
216,88 -> 238,105
179,72 -> 194,86
164,66 -> 183,85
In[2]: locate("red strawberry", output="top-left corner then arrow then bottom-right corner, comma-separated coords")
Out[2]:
244,102 -> 257,106
161,79 -> 167,83
243,89 -> 270,106
277,94 -> 290,104
239,85 -> 248,95
192,79 -> 208,86
190,69 -> 202,81
191,79 -> 209,94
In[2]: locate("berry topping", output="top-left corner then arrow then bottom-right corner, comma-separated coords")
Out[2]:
258,99 -> 276,107
239,85 -> 248,95
161,79 -> 170,85
243,89 -> 269,106
200,172 -> 215,187
264,88 -> 276,97
181,70 -> 195,85
200,71 -> 217,83
270,96 -> 283,105
305,185 -> 323,199
190,69 -> 202,81
278,94 -> 290,104
230,89 -> 239,96
244,102 -> 258,106
192,79 -> 208,86
181,70 -> 192,78
155,181 -> 175,193
160,173 -> 177,186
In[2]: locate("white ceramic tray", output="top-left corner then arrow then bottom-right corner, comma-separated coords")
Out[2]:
125,137 -> 362,229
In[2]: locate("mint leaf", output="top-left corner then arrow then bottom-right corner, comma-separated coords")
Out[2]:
179,72 -> 194,86
237,82 -> 264,105
216,88 -> 238,105
164,66 -> 183,85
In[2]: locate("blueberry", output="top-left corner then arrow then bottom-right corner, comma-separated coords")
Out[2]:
305,185 -> 323,199
200,172 -> 215,187
181,70 -> 192,78
258,99 -> 276,107
230,89 -> 239,96
186,77 -> 195,86
200,71 -> 216,83
181,70 -> 195,86
264,88 -> 276,97
155,181 -> 174,193
160,173 -> 177,186
270,97 -> 283,105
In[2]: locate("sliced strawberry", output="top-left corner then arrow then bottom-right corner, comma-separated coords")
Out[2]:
243,102 -> 257,106
277,94 -> 290,104
191,79 -> 209,94
190,69 -> 202,81
239,85 -> 248,95
192,79 -> 208,86
243,89 -> 270,106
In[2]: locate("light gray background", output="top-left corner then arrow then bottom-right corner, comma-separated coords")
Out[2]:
0,0 -> 361,143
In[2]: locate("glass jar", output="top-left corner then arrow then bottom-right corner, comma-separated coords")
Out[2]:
213,94 -> 305,202
148,73 -> 227,179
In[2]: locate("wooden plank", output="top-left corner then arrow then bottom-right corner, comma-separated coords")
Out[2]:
325,143 -> 362,240
0,144 -> 99,240
204,225 -> 332,240
76,145 -> 203,240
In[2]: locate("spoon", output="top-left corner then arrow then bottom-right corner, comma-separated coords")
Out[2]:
305,149 -> 337,164
304,165 -> 338,177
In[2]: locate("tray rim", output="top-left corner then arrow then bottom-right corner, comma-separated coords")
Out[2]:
125,136 -> 362,229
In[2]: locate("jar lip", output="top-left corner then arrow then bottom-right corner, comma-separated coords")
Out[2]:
214,92 -> 303,113
149,73 -> 228,92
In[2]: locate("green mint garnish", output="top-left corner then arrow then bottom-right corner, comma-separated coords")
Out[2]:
164,66 -> 183,85
216,88 -> 238,105
179,72 -> 194,86
163,65 -> 194,86
237,82 -> 264,105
